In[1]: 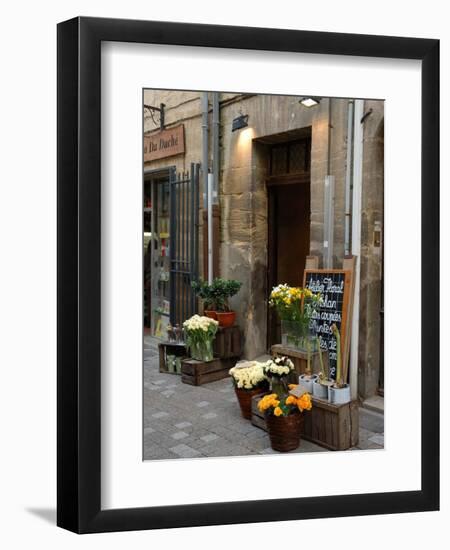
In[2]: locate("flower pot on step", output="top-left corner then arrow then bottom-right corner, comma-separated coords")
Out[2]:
204,310 -> 218,320
329,384 -> 351,404
216,311 -> 236,328
298,373 -> 318,393
265,412 -> 302,452
312,379 -> 330,400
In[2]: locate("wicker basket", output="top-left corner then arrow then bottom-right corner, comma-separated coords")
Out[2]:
265,412 -> 303,452
234,387 -> 267,420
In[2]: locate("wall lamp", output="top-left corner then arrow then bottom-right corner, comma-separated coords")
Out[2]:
299,97 -> 321,108
231,113 -> 249,132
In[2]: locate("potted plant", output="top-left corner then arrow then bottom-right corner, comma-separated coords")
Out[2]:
328,324 -> 351,404
257,386 -> 313,452
263,356 -> 295,397
182,314 -> 219,362
191,280 -> 217,319
269,284 -> 322,350
211,278 -> 242,327
229,360 -> 268,419
312,336 -> 333,399
298,336 -> 318,392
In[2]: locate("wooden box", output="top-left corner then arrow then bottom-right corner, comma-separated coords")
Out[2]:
251,393 -> 359,451
181,357 -> 231,386
303,398 -> 359,451
213,325 -> 242,359
271,344 -> 323,383
251,393 -> 269,431
158,342 -> 187,374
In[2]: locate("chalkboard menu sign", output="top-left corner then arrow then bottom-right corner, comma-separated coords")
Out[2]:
303,270 -> 352,379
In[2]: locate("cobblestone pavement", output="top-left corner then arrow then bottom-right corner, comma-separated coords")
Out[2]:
143,349 -> 384,461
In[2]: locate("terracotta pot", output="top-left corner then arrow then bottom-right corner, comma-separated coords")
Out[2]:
265,412 -> 303,452
234,386 -> 267,420
204,310 -> 218,320
216,311 -> 236,327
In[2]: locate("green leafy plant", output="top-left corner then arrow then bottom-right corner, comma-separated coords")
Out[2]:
191,279 -> 216,310
211,278 -> 242,312
192,278 -> 242,312
317,336 -> 332,385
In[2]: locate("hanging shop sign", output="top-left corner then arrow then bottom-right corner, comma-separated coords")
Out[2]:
144,124 -> 185,162
303,269 -> 353,379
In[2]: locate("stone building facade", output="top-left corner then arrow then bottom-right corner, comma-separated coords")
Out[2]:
143,90 -> 384,400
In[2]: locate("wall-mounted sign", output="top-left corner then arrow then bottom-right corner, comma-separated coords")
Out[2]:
144,125 -> 185,162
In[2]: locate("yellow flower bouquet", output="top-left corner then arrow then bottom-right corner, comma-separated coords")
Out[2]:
269,284 -> 322,351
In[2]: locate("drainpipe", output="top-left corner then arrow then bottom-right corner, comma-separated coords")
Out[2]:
350,100 -> 364,401
209,92 -> 220,283
323,98 -> 334,269
344,100 -> 354,256
212,92 -> 220,204
202,93 -> 212,283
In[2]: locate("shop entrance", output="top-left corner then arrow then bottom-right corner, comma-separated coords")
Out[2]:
265,137 -> 311,349
144,165 -> 200,339
144,169 -> 171,338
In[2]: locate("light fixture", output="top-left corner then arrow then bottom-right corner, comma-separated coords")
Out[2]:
299,97 -> 321,108
231,113 -> 249,132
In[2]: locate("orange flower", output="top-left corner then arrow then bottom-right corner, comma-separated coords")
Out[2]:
285,395 -> 297,406
274,406 -> 283,417
297,393 -> 312,411
288,384 -> 298,390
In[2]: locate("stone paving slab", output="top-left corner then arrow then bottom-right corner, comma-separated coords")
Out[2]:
143,353 -> 384,460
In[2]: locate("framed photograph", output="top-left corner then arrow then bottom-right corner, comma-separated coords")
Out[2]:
57,17 -> 439,533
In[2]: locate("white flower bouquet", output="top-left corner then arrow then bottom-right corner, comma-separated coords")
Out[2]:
183,314 -> 218,362
264,356 -> 294,378
229,361 -> 268,390
264,356 -> 295,397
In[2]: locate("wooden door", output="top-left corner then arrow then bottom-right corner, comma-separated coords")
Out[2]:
267,181 -> 311,348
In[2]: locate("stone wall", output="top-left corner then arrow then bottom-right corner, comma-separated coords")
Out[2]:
358,100 -> 384,397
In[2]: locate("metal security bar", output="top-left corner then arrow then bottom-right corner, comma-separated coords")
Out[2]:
169,163 -> 200,326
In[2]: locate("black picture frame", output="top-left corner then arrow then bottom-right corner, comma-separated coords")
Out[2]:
57,16 -> 439,533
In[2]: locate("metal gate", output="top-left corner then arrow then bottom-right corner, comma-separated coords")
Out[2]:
169,163 -> 200,326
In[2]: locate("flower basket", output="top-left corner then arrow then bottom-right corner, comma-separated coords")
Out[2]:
257,383 -> 312,452
265,412 -> 303,452
229,360 -> 268,419
235,387 -> 267,420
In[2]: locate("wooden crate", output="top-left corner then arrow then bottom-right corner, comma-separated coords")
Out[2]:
251,393 -> 269,431
251,393 -> 359,451
303,398 -> 359,451
181,357 -> 232,386
213,325 -> 242,359
158,342 -> 187,374
271,344 -> 323,383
